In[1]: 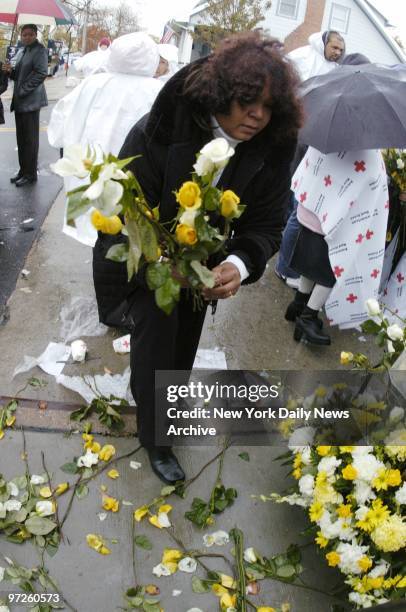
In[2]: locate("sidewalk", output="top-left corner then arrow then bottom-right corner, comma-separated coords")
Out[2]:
0,189 -> 381,611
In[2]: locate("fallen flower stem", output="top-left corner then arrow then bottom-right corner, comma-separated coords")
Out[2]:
182,439 -> 232,492
41,450 -> 65,543
231,527 -> 247,612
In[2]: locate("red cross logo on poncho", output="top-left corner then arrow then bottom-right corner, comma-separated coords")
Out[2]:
346,293 -> 358,304
355,234 -> 363,243
354,160 -> 366,172
397,272 -> 405,284
371,269 -> 380,279
300,192 -> 307,203
334,266 -> 344,278
122,339 -> 130,349
366,229 -> 374,240
324,175 -> 332,187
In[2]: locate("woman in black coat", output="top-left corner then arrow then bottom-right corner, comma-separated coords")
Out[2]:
93,33 -> 303,483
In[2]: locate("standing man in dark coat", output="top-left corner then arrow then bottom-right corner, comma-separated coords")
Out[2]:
2,25 -> 48,187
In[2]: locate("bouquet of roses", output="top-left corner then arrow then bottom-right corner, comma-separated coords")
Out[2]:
52,138 -> 245,314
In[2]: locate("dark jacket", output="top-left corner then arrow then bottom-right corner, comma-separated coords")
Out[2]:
10,40 -> 48,113
93,60 -> 296,322
0,63 -> 8,124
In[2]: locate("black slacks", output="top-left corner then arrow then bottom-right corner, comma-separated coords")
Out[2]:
128,287 -> 207,448
15,110 -> 40,179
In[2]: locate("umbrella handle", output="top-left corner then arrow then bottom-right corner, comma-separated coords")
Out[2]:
9,13 -> 17,49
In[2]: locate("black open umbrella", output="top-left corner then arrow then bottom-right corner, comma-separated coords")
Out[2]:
298,64 -> 406,153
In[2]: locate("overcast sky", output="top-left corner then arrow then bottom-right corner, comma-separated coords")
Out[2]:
105,0 -> 406,44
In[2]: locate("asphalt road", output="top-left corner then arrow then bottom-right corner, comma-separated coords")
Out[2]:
0,103 -> 62,309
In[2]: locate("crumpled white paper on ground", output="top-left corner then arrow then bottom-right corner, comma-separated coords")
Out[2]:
56,367 -> 134,404
13,342 -> 71,378
193,348 -> 227,369
60,296 -> 108,342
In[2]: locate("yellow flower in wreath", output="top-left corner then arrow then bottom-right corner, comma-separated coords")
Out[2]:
220,189 -> 240,218
176,181 -> 202,210
326,551 -> 340,567
342,464 -> 357,480
175,223 -> 198,246
91,210 -> 123,235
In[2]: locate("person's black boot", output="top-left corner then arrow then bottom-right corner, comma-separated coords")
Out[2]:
147,447 -> 185,484
285,290 -> 310,322
10,171 -> 22,184
294,306 -> 331,345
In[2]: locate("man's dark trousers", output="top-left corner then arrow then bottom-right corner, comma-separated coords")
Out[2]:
15,110 -> 40,179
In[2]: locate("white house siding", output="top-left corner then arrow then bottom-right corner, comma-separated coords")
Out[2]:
321,0 -> 401,64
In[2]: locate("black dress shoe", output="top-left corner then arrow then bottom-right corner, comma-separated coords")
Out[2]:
10,172 -> 22,184
285,291 -> 323,328
147,447 -> 185,484
15,176 -> 37,187
294,306 -> 331,345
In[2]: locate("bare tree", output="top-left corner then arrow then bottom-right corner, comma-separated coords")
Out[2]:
195,0 -> 272,47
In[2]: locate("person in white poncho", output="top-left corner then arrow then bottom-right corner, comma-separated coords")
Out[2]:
287,31 -> 345,81
48,32 -> 163,246
73,37 -> 111,78
156,43 -> 179,82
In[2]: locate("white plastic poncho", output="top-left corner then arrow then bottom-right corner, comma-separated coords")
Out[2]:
73,46 -> 111,78
157,43 -> 179,82
292,147 -> 389,329
48,32 -> 162,247
287,32 -> 339,81
381,252 -> 406,320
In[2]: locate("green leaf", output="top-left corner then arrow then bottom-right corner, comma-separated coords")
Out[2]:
28,377 -> 48,388
106,243 -> 129,263
126,217 -> 143,278
203,186 -> 220,211
134,535 -> 153,550
155,278 -> 181,315
142,602 -> 161,612
361,319 -> 382,334
60,462 -> 79,474
66,190 -> 92,223
25,516 -> 57,536
75,484 -> 89,499
146,261 -> 171,290
160,485 -> 176,496
69,407 -> 87,422
238,452 -> 250,462
276,564 -> 296,578
191,576 -> 211,593
139,215 -> 159,262
190,260 -> 215,288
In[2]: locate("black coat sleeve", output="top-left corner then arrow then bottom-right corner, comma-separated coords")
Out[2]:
0,67 -> 8,95
227,159 -> 291,284
18,47 -> 48,98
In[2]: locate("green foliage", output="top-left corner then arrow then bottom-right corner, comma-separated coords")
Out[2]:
70,395 -> 127,432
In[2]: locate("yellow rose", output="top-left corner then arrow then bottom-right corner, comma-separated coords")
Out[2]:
175,181 -> 202,210
134,505 -> 149,522
102,495 -> 119,513
39,487 -> 52,498
340,351 -> 354,365
91,210 -> 123,235
98,444 -> 116,462
220,189 -> 240,218
55,483 -> 69,496
220,592 -> 236,610
175,223 -> 198,246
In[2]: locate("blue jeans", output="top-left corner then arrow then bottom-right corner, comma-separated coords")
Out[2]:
275,196 -> 300,279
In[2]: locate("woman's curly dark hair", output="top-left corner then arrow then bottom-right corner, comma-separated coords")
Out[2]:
183,32 -> 303,146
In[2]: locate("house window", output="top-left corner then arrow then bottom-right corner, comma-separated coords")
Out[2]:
329,3 -> 351,33
277,0 -> 299,20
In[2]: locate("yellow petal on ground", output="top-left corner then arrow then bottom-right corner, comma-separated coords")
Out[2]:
212,583 -> 228,596
149,514 -> 163,529
220,593 -> 236,609
82,433 -> 93,443
99,444 -> 116,462
163,561 -> 178,574
55,483 -> 69,496
100,485 -> 107,492
99,545 -> 111,555
162,548 -> 183,564
86,533 -> 102,550
102,495 -> 119,512
0,430 -> 5,440
158,504 -> 172,514
6,415 -> 16,427
107,469 -> 120,479
258,608 -> 276,612
134,505 -> 149,522
220,574 -> 236,589
39,487 -> 52,498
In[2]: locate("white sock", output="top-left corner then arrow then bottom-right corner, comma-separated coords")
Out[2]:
307,284 -> 333,311
299,276 -> 315,294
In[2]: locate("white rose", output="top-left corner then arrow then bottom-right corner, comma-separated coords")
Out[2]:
30,474 -> 46,485
288,426 -> 315,450
386,323 -> 404,341
397,158 -> 405,170
178,557 -> 197,573
199,138 -> 235,168
36,500 -> 55,517
50,144 -> 93,179
387,340 -> 395,353
301,446 -> 312,465
369,561 -> 389,578
353,453 -> 384,482
193,153 -> 215,176
298,474 -> 315,497
365,298 -> 380,316
389,406 -> 404,422
156,511 -> 171,528
354,481 -> 376,505
179,209 -> 198,227
152,563 -> 171,577
318,456 -> 342,478
4,500 -> 22,512
243,547 -> 257,563
77,450 -> 99,468
7,482 -> 19,497
395,482 -> 406,505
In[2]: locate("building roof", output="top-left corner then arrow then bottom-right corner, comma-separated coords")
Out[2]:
364,0 -> 393,27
